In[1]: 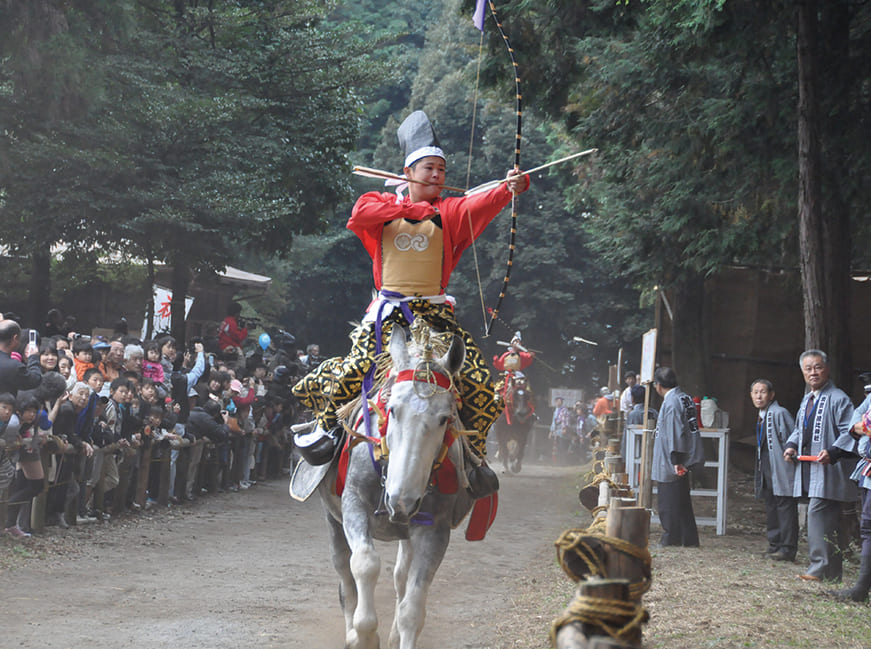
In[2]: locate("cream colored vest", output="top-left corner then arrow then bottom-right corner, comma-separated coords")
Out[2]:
381,218 -> 444,296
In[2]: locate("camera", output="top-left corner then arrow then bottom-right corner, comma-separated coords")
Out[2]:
28,330 -> 37,346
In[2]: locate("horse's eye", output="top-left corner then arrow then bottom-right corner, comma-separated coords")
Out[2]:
439,416 -> 449,427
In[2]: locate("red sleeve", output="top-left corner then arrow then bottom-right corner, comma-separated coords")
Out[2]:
493,353 -> 506,371
439,177 -> 529,277
519,351 -> 535,369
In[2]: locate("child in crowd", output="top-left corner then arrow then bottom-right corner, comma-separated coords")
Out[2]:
159,336 -> 178,393
0,393 -> 16,493
4,394 -> 53,537
84,367 -> 106,397
139,377 -> 161,407
142,341 -> 166,385
72,338 -> 95,381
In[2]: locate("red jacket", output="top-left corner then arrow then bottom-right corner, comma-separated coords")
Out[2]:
348,181 -> 526,292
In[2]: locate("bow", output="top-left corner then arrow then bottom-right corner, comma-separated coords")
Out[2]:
475,0 -> 522,338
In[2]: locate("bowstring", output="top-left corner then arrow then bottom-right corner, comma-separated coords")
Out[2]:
465,27 -> 489,332
483,0 -> 522,338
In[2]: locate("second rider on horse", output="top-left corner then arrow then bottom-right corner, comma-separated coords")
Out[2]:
291,110 -> 529,498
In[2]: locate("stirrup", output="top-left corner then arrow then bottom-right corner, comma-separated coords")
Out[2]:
467,462 -> 499,500
296,425 -> 340,466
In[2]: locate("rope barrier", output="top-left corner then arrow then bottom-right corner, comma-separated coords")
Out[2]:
549,594 -> 649,646
550,452 -> 652,647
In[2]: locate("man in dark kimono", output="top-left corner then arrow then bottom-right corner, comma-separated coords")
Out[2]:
750,379 -> 798,561
784,349 -> 858,582
652,367 -> 704,547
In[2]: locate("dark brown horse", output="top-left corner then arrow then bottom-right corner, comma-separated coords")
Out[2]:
493,373 -> 537,473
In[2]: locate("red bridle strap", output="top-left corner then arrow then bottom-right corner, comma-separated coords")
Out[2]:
395,369 -> 452,390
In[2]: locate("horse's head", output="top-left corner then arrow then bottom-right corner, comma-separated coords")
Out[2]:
508,377 -> 533,421
382,325 -> 465,525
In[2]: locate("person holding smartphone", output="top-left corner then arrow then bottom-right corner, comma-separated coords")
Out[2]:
0,320 -> 42,396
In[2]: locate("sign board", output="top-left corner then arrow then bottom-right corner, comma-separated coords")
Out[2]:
150,285 -> 194,336
548,388 -> 584,409
640,328 -> 658,384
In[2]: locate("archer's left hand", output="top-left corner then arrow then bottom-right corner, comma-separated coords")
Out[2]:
505,168 -> 529,195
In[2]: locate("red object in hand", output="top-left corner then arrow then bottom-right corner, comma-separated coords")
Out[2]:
676,466 -> 687,476
796,455 -> 819,462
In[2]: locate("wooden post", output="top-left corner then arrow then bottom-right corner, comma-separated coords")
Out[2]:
638,383 -> 654,508
597,480 -> 611,519
205,443 -> 219,493
135,444 -> 151,507
158,442 -> 172,506
604,455 -> 625,476
174,441 -> 190,501
555,579 -> 636,649
605,505 -> 651,608
113,448 -> 133,515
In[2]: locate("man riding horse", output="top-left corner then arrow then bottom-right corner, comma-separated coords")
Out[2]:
492,331 -> 536,421
291,110 -> 530,499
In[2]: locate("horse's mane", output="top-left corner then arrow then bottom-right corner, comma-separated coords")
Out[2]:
335,322 -> 457,425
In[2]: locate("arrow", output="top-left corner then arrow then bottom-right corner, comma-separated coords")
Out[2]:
573,336 -> 598,346
496,340 -> 543,354
352,166 -> 468,194
465,148 -> 599,195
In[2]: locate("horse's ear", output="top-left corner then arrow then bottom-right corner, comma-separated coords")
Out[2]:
389,326 -> 410,369
444,334 -> 465,377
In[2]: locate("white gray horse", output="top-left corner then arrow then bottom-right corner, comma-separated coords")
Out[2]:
316,324 -> 474,649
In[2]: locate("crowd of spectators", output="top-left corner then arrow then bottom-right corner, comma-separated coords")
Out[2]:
0,307 -> 317,539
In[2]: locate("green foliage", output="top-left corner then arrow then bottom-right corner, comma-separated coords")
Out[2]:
0,0 -> 380,276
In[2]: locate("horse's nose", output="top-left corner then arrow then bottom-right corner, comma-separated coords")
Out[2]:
385,493 -> 422,524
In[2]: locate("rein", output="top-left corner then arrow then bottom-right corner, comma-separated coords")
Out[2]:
395,368 -> 453,391
340,365 -> 462,504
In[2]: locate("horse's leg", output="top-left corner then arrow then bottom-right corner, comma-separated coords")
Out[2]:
388,540 -> 411,648
389,524 -> 450,649
326,513 -> 357,640
343,496 -> 381,649
498,427 -> 510,474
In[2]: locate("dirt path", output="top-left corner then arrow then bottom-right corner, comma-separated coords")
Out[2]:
1,463 -> 582,649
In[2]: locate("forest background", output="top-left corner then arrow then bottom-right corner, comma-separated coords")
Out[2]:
1,0 -> 870,400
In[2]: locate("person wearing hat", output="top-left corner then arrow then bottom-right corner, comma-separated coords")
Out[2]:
493,331 -> 534,376
292,110 -> 529,493
492,330 -> 535,412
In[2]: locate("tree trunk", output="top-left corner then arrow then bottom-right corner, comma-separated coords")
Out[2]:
796,0 -> 852,384
170,260 -> 191,346
145,253 -> 156,341
796,2 -> 829,354
28,250 -> 51,328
